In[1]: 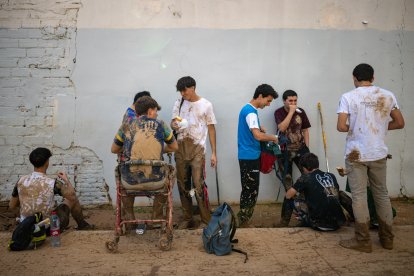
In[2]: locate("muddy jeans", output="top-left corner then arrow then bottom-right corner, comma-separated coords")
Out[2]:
278,145 -> 309,223
237,158 -> 260,225
54,178 -> 87,229
345,158 -> 393,225
115,166 -> 166,223
175,138 -> 211,224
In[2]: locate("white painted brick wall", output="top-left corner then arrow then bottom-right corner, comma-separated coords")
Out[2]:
0,1 -> 110,206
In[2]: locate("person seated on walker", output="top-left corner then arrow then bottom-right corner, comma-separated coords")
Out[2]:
111,96 -> 178,228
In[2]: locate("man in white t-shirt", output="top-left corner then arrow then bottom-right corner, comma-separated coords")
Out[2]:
171,76 -> 217,229
337,63 -> 405,253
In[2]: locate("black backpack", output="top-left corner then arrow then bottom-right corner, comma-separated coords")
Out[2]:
8,212 -> 46,251
202,203 -> 248,262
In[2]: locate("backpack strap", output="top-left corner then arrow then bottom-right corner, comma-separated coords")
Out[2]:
226,203 -> 237,243
178,97 -> 184,115
224,203 -> 248,263
232,247 -> 249,263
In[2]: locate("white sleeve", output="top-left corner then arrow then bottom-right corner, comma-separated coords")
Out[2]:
391,93 -> 400,110
205,101 -> 217,125
246,113 -> 259,129
336,95 -> 349,114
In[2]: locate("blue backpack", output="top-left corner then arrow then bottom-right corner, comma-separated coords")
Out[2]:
202,203 -> 248,262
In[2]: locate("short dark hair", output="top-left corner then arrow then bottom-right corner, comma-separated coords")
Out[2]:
135,96 -> 161,116
353,63 -> 374,82
253,84 -> 278,99
282,90 -> 298,101
176,76 -> 196,92
299,153 -> 319,171
133,91 -> 151,104
29,147 -> 52,168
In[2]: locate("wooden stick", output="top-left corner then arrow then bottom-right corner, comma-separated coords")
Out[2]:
317,102 -> 330,172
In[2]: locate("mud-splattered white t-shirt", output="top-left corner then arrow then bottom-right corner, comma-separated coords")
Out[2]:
14,172 -> 56,220
337,86 -> 399,162
172,97 -> 216,151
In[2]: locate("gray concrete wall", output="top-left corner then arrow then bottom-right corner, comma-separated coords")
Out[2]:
1,0 -> 413,206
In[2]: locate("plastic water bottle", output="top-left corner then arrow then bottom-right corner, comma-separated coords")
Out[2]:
50,211 -> 61,247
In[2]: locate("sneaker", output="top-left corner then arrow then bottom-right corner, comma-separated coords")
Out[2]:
135,223 -> 146,235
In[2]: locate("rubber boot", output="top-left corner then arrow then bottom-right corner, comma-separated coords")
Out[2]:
378,218 -> 394,250
56,203 -> 70,231
339,222 -> 372,253
275,198 -> 293,227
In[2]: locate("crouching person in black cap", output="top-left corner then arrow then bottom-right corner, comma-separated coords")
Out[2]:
8,147 -> 94,250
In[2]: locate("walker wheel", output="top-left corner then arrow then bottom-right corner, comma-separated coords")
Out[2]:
106,240 -> 118,253
158,235 -> 172,251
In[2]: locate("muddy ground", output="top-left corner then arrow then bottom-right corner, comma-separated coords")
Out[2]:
1,198 -> 413,232
0,198 -> 413,275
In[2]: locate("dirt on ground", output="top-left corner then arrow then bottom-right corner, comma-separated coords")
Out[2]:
1,198 -> 413,232
0,198 -> 413,275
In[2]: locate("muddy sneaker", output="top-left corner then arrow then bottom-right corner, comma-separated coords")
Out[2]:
135,223 -> 146,235
76,221 -> 96,231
